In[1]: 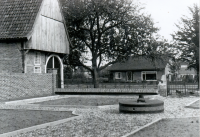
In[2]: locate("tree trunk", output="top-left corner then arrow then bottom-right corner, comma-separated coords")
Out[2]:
196,62 -> 199,89
93,67 -> 99,88
197,69 -> 199,90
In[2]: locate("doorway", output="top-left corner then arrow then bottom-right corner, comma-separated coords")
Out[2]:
45,55 -> 64,88
127,71 -> 133,82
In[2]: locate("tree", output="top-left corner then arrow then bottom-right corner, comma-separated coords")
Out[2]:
168,57 -> 180,81
62,0 -> 165,88
64,66 -> 73,79
168,57 -> 180,76
171,4 -> 199,86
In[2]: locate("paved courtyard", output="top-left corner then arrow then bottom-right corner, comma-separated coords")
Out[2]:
0,95 -> 199,137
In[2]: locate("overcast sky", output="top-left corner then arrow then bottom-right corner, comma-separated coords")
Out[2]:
134,0 -> 199,42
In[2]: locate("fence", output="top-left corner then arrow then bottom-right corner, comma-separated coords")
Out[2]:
64,78 -> 158,89
55,87 -> 158,95
166,81 -> 199,96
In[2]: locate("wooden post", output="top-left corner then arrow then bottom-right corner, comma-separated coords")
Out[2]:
137,94 -> 145,103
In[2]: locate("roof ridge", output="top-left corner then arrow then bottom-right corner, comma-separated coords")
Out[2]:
109,56 -> 168,71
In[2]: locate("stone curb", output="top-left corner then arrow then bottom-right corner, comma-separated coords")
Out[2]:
98,104 -> 118,109
25,104 -> 98,109
185,99 -> 199,108
122,118 -> 163,137
5,95 -> 66,105
0,104 -> 80,112
0,115 -> 82,137
122,116 -> 199,137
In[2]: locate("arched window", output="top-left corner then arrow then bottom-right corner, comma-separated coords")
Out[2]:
45,55 -> 64,88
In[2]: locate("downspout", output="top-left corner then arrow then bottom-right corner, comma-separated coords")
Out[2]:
21,41 -> 25,73
21,41 -> 30,73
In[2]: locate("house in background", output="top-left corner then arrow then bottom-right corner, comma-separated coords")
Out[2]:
108,56 -> 169,83
168,62 -> 197,82
0,0 -> 70,88
178,62 -> 196,78
73,66 -> 92,79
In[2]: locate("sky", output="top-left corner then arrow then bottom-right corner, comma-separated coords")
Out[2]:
134,0 -> 199,42
84,0 -> 199,66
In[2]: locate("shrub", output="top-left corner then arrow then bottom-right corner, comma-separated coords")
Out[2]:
98,77 -> 109,83
182,75 -> 195,83
72,73 -> 87,79
64,67 -> 73,79
194,75 -> 198,83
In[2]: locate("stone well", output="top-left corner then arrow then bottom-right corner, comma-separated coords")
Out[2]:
119,95 -> 164,113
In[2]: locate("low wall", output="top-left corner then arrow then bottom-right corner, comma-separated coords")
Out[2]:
55,88 -> 158,94
158,84 -> 167,97
0,73 -> 55,101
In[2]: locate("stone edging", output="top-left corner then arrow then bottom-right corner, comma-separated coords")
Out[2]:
5,95 -> 66,105
0,115 -> 82,137
122,116 -> 199,137
55,88 -> 158,93
122,118 -> 162,137
185,99 -> 199,107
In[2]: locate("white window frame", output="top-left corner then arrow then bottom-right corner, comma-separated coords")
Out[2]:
141,71 -> 157,81
34,52 -> 41,65
34,66 -> 41,73
115,72 -> 122,79
181,65 -> 187,68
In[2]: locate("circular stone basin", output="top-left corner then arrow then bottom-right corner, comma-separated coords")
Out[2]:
119,99 -> 164,113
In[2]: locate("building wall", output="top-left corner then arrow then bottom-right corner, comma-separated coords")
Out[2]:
112,69 -> 165,82
157,70 -> 164,80
25,50 -> 64,75
113,72 -> 126,82
0,42 -> 23,73
133,71 -> 141,81
25,0 -> 69,54
0,73 -> 55,101
25,50 -> 47,73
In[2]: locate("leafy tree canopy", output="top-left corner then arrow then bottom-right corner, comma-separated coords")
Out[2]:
171,4 -> 199,84
62,0 -> 170,87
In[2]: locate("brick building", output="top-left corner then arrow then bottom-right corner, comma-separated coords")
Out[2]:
108,56 -> 169,83
0,0 -> 70,88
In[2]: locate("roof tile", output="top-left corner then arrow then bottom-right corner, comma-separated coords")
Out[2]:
109,56 -> 168,71
0,0 -> 43,40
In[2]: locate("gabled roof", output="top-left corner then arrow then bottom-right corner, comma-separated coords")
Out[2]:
0,0 -> 43,40
109,56 -> 168,71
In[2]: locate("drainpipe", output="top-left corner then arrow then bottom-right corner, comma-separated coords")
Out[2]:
21,41 -> 25,73
21,41 -> 29,73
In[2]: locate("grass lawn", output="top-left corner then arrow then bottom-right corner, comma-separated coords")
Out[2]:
35,97 -> 139,106
128,117 -> 199,137
0,109 -> 75,134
